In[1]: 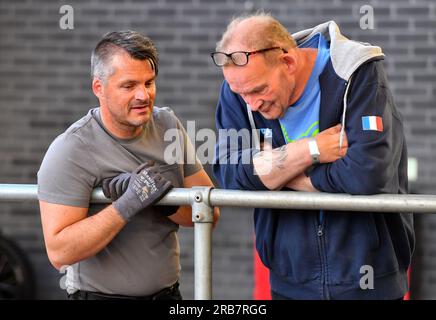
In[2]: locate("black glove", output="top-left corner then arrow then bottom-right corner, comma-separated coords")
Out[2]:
102,161 -> 156,201
102,172 -> 131,201
102,163 -> 179,220
103,163 -> 173,221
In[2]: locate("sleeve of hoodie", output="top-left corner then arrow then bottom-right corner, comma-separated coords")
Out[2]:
309,60 -> 406,195
212,81 -> 268,190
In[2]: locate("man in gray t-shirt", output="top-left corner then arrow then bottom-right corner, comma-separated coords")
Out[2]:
37,31 -> 219,299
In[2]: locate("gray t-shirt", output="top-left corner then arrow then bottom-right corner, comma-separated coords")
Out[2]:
37,106 -> 202,296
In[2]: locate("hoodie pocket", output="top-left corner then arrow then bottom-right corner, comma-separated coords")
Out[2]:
255,211 -> 319,282
365,213 -> 380,250
328,213 -> 404,284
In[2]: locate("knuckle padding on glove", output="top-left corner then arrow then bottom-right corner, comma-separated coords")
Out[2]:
102,163 -> 179,221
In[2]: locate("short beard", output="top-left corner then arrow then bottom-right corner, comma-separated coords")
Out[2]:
107,104 -> 149,130
125,117 -> 148,128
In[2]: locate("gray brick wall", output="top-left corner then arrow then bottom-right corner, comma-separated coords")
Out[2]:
0,0 -> 435,299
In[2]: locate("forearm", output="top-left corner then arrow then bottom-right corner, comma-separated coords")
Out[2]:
253,139 -> 312,190
285,173 -> 318,192
168,206 -> 220,228
168,205 -> 193,227
49,205 -> 125,269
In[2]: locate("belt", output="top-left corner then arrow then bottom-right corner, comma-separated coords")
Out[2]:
70,282 -> 180,300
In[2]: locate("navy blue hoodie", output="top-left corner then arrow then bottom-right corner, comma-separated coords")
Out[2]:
213,21 -> 414,299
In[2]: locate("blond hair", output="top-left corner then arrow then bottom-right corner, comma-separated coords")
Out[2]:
216,12 -> 296,52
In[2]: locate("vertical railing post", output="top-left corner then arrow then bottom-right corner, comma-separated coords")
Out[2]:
191,186 -> 213,300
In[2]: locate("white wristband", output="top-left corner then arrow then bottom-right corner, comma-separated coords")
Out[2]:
308,138 -> 320,165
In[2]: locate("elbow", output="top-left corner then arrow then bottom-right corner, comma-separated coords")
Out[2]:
44,238 -> 77,271
213,163 -> 252,190
346,172 -> 390,195
361,165 -> 392,194
212,165 -> 227,189
359,181 -> 390,195
174,207 -> 220,228
212,207 -> 221,229
259,178 -> 281,191
179,220 -> 194,228
51,262 -> 63,271
169,206 -> 194,227
46,249 -> 68,271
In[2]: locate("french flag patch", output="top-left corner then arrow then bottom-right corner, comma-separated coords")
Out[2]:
362,116 -> 383,132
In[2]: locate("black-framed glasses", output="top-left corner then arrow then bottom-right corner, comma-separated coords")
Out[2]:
210,46 -> 288,67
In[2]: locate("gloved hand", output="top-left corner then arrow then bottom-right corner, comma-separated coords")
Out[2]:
102,163 -> 179,220
104,163 -> 174,221
102,172 -> 131,201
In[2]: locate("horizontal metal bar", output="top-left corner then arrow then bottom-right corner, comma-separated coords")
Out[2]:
0,184 -> 192,206
0,184 -> 38,201
1,184 -> 436,213
209,189 -> 436,213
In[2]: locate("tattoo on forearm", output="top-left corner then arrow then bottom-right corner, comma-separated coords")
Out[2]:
274,145 -> 288,169
253,145 -> 288,171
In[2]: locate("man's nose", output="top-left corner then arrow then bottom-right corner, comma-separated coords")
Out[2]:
135,85 -> 149,101
247,98 -> 264,112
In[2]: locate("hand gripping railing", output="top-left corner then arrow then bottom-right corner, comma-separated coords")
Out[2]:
1,184 -> 436,299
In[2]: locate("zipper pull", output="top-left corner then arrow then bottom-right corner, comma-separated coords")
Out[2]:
317,225 -> 324,237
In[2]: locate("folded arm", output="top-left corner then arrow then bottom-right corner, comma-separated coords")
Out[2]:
39,201 -> 126,270
309,62 -> 404,195
213,81 -> 347,191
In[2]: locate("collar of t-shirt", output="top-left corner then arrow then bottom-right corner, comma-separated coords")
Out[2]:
278,33 -> 330,143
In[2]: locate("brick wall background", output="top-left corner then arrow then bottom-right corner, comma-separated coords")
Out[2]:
0,0 -> 435,299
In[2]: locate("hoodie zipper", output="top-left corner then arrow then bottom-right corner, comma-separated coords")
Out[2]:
317,210 -> 330,299
316,80 -> 352,299
340,78 -> 353,136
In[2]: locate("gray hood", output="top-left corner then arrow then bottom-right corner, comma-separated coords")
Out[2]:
292,21 -> 384,80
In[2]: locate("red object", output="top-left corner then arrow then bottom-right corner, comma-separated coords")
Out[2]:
376,116 -> 384,132
253,243 -> 412,300
253,235 -> 412,300
403,267 -> 411,300
253,245 -> 271,300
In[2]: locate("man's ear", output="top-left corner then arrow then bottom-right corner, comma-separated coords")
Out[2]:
282,52 -> 297,75
92,78 -> 103,98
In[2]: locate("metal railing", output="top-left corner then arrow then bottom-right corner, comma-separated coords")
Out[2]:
1,183 -> 436,299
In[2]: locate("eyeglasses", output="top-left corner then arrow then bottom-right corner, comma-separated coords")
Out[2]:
210,47 -> 288,67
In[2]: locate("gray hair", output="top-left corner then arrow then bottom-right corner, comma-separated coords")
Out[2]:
91,30 -> 159,81
216,12 -> 296,52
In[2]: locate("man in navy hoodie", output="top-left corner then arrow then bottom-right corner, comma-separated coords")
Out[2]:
211,13 -> 414,299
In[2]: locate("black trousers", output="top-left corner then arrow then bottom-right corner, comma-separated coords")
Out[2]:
68,282 -> 182,300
